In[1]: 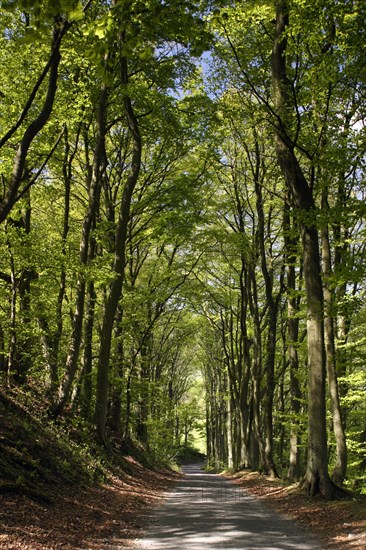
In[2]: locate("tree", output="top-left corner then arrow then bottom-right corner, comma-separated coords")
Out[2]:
0,0 -> 91,223
92,0 -> 212,443
1,0 -> 366,495
271,0 -> 332,498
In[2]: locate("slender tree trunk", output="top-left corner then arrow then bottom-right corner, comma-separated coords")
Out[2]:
82,279 -> 96,420
0,19 -> 66,223
136,336 -> 150,447
51,83 -> 107,417
278,361 -> 286,468
38,125 -> 78,395
263,311 -> 278,477
248,266 -> 264,470
12,195 -> 34,384
109,306 -> 124,432
321,191 -> 347,484
284,202 -> 302,481
231,180 -> 252,469
221,311 -> 250,468
253,148 -> 279,478
227,375 -> 234,469
7,243 -> 17,386
38,317 -> 59,392
206,386 -> 212,462
239,263 -> 252,468
94,54 -> 142,443
123,361 -> 135,440
0,323 -> 5,376
333,183 -> 352,404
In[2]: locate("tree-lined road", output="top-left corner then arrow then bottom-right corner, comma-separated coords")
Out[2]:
137,465 -> 323,550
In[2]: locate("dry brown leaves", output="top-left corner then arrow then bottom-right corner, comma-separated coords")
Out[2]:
227,470 -> 366,550
1,461 -> 365,549
0,456 -> 180,549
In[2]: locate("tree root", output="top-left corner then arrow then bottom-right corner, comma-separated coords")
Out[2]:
302,474 -> 351,500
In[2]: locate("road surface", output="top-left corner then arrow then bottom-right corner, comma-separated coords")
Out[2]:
136,464 -> 324,550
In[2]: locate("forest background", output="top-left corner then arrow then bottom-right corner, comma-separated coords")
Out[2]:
0,0 -> 365,502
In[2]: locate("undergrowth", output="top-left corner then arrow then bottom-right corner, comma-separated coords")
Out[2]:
0,383 -> 160,505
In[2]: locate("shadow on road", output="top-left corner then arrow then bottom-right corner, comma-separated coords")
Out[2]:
136,464 -> 324,549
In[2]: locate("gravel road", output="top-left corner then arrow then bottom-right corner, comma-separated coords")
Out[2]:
136,464 -> 324,550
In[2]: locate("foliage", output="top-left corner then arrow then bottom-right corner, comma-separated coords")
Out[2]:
0,0 -> 365,501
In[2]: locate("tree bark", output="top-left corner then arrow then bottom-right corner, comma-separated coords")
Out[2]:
51,83 -> 107,417
136,333 -> 150,447
248,265 -> 264,470
11,194 -> 35,384
284,202 -> 302,482
82,279 -> 96,421
109,306 -> 124,432
227,374 -> 234,469
321,190 -> 347,484
38,124 -> 78,395
254,167 -> 279,478
7,240 -> 17,386
123,360 -> 135,440
272,0 -> 335,498
0,323 -> 6,375
94,54 -> 142,443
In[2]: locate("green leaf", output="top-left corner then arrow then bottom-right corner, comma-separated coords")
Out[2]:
68,6 -> 84,22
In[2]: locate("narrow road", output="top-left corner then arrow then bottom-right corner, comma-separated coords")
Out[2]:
136,464 -> 324,550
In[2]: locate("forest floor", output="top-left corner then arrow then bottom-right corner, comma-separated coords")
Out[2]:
226,470 -> 366,550
1,464 -> 365,549
1,387 -> 365,549
0,386 -> 181,549
0,456 -> 180,549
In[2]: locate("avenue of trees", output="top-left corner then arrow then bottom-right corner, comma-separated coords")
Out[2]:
0,0 -> 365,499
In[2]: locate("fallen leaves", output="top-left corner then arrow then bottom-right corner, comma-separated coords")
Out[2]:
227,470 -> 366,550
1,458 -> 365,549
0,458 -> 180,549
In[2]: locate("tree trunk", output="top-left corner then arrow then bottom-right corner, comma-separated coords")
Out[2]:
94,53 -> 142,443
82,279 -> 96,420
221,309 -> 250,468
248,266 -> 264,470
12,195 -> 34,384
123,361 -> 135,440
38,316 -> 59,393
272,0 -> 336,498
136,335 -> 150,447
109,306 -> 124,432
51,82 -> 107,417
284,203 -> 302,482
0,323 -> 6,376
227,375 -> 234,469
321,191 -> 347,484
254,148 -> 279,478
300,224 -> 332,497
7,243 -> 17,386
0,20 -> 66,223
38,125 -> 78,395
333,183 -> 352,403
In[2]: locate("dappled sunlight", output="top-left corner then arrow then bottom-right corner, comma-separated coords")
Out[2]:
137,466 -> 323,549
